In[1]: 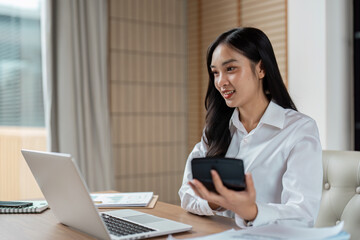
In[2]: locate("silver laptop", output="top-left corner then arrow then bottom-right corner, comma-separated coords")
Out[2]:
21,149 -> 191,240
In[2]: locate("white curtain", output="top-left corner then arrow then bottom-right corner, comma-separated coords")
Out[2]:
41,0 -> 114,191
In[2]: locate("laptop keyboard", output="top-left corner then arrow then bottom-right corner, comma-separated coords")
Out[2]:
101,213 -> 156,237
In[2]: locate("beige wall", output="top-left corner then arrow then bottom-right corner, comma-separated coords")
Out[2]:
109,0 -> 287,205
0,127 -> 46,200
109,0 -> 187,204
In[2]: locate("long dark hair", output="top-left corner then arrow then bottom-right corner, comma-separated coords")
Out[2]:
204,27 -> 297,157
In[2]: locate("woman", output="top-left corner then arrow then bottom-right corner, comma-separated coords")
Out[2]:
178,27 -> 322,228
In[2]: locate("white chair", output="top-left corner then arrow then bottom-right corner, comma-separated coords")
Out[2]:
315,150 -> 360,240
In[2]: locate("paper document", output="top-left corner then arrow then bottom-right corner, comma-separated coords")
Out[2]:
237,221 -> 348,240
91,192 -> 153,207
168,221 -> 350,240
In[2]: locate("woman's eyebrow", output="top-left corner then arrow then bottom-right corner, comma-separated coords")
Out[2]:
222,59 -> 237,66
210,59 -> 237,68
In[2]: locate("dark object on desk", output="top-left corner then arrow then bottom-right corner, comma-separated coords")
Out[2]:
191,157 -> 246,192
0,201 -> 33,208
0,201 -> 49,214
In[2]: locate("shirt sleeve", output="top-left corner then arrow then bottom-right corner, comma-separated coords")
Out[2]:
236,119 -> 323,228
178,137 -> 217,216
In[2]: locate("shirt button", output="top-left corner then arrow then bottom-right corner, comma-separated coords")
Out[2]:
243,138 -> 248,144
324,183 -> 330,190
356,187 -> 360,194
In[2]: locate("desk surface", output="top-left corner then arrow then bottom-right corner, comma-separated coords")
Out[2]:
0,201 -> 239,240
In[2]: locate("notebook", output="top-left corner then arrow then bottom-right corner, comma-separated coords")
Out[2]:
91,192 -> 154,207
0,200 -> 48,214
21,149 -> 192,240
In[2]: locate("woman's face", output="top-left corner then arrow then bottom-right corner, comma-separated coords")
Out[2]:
210,44 -> 265,109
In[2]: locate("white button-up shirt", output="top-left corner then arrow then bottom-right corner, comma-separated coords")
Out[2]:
178,101 -> 322,228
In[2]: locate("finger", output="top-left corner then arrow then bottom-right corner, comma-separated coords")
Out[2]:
211,170 -> 230,196
188,181 -> 203,198
207,192 -> 226,207
191,179 -> 211,199
192,179 -> 224,205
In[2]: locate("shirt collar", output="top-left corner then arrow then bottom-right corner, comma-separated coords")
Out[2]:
229,101 -> 285,131
229,108 -> 243,132
259,101 -> 285,129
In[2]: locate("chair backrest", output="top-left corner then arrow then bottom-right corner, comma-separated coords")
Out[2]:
315,150 -> 360,239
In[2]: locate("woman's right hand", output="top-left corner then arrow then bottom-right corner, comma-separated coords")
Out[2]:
189,171 -> 258,221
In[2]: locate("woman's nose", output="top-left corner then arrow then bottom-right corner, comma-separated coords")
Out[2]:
217,73 -> 228,87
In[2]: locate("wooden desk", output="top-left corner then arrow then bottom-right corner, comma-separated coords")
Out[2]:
0,201 -> 239,240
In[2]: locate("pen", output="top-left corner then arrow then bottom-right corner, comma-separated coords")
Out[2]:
93,201 -> 102,204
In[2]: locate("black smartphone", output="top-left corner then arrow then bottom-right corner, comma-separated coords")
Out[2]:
191,157 -> 246,193
0,201 -> 33,208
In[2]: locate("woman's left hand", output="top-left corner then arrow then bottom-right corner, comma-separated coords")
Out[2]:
189,170 -> 258,221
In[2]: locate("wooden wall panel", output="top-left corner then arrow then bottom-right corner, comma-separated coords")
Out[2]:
109,0 -> 187,205
187,0 -> 239,153
186,0 -> 202,154
241,0 -> 287,84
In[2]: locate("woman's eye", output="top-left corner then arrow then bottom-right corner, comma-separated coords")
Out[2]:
212,71 -> 219,76
227,67 -> 236,72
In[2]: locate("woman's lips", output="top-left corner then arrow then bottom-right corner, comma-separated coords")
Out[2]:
223,90 -> 235,99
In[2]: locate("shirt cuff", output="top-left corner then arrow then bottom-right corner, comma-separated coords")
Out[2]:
235,202 -> 279,228
200,198 -> 216,215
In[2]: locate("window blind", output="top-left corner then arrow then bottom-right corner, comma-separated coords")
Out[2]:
0,6 -> 44,127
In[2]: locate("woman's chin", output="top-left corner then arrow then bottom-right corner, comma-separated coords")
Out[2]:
224,100 -> 238,108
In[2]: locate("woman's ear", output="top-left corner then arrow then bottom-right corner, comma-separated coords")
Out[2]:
256,60 -> 265,79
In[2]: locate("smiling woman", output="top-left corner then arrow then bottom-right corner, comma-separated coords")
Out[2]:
204,27 -> 296,158
179,27 -> 323,229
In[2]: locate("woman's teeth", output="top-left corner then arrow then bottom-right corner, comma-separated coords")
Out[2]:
223,90 -> 235,99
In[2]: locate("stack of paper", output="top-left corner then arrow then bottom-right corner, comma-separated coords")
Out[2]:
168,221 -> 350,240
91,192 -> 154,208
